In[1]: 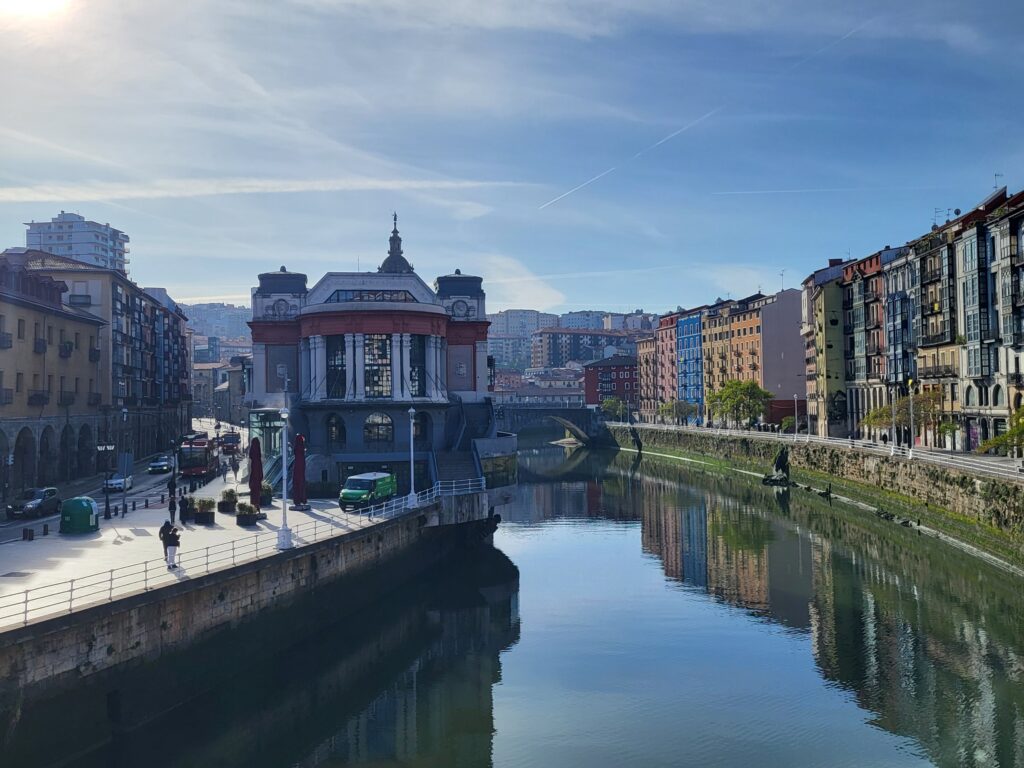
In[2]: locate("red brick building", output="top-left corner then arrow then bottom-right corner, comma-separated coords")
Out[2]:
583,354 -> 638,407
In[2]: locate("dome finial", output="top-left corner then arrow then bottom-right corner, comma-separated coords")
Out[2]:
379,212 -> 414,273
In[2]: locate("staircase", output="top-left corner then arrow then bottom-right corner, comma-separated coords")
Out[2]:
434,451 -> 480,482
263,454 -> 293,491
457,400 -> 494,450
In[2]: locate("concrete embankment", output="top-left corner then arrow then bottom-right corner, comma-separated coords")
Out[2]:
0,491 -> 498,721
607,425 -> 1024,565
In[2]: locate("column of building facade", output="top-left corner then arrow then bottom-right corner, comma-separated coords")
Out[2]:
401,333 -> 412,399
425,335 -> 437,400
344,332 -> 355,400
300,338 -> 311,401
252,343 -> 267,401
438,338 -> 448,399
390,333 -> 402,400
354,333 -> 366,401
314,335 -> 328,400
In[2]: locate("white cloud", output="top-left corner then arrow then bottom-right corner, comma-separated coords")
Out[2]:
0,176 -> 521,203
473,253 -> 567,312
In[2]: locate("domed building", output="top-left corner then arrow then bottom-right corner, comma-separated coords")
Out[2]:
247,217 -> 512,493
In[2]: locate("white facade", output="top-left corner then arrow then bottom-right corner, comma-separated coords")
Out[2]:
559,310 -> 607,330
25,212 -> 130,273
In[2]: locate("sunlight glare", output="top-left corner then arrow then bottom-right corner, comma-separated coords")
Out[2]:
0,0 -> 70,19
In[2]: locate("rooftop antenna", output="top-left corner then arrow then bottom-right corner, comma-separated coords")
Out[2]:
779,269 -> 786,291
995,172 -> 1004,190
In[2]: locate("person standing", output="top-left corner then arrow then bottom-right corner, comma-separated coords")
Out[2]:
166,527 -> 180,569
158,520 -> 173,559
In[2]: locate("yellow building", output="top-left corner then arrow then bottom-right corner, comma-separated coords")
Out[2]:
0,251 -> 106,497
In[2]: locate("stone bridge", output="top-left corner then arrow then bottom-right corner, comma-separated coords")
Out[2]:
493,405 -> 604,442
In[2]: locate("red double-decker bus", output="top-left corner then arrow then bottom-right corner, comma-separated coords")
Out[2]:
178,435 -> 219,478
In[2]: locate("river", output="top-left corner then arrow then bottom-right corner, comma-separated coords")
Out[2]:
10,440 -> 1024,767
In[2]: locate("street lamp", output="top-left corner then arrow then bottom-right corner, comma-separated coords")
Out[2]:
793,394 -> 798,442
908,379 -> 915,460
277,407 -> 293,550
889,385 -> 897,456
407,407 -> 418,507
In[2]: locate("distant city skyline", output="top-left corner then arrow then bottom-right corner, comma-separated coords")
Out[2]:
2,1 -> 1023,313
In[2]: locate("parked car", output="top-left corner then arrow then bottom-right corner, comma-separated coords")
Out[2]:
148,455 -> 173,474
6,487 -> 62,520
339,472 -> 397,512
103,474 -> 134,492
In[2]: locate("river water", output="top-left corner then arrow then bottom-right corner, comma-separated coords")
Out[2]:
13,441 -> 1024,767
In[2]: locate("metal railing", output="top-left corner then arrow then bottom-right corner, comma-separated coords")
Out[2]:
0,478 -> 487,632
610,422 -> 1024,484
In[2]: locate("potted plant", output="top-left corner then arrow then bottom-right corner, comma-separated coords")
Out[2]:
236,501 -> 259,527
195,498 -> 216,525
218,488 -> 237,514
260,481 -> 274,507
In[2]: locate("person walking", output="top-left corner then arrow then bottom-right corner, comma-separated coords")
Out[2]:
230,457 -> 239,481
158,520 -> 173,559
166,527 -> 181,569
169,495 -> 177,524
221,461 -> 228,482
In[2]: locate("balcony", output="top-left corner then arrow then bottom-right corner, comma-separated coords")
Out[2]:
68,293 -> 92,306
865,316 -> 881,330
89,347 -> 101,362
919,364 -> 956,379
27,389 -> 50,406
866,340 -> 881,356
1014,290 -> 1024,308
87,392 -> 102,406
749,362 -> 759,371
863,290 -> 880,303
58,391 -> 75,407
842,297 -> 854,310
58,341 -> 74,358
921,267 -> 943,283
0,332 -> 10,349
922,301 -> 943,316
33,338 -> 47,354
844,347 -> 854,359
0,388 -> 11,405
920,331 -> 951,346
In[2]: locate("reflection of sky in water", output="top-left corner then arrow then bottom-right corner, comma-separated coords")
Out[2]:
489,448 -> 1024,768
494,521 -> 931,768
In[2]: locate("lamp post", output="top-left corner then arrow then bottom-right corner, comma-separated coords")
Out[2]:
120,407 -> 128,516
889,385 -> 897,456
793,394 -> 798,442
407,407 -> 418,507
277,407 -> 293,549
908,379 -> 915,460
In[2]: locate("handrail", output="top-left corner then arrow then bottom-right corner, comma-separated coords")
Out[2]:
611,422 -> 1024,483
0,478 -> 486,632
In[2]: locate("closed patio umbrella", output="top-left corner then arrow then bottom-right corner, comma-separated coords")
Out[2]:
248,437 -> 263,507
292,434 -> 307,506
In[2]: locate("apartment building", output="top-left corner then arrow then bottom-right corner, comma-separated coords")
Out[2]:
801,261 -> 848,437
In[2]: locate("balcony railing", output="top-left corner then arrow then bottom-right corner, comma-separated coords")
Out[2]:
865,316 -> 881,330
87,392 -> 102,406
27,389 -> 50,406
58,341 -> 74,358
0,388 -> 11,405
920,331 -> 951,346
922,301 -> 943,316
33,338 -> 46,354
58,391 -> 75,407
89,348 -> 101,362
863,290 -> 880,302
921,268 -> 943,283
866,341 -> 880,356
918,364 -> 956,379
1009,372 -> 1024,387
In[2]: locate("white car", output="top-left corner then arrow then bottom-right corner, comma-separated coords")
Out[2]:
103,474 -> 134,492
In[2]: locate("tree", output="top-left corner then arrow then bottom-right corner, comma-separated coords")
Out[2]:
706,380 -> 774,427
658,399 -> 697,425
977,406 -> 1024,455
937,421 -> 959,451
781,415 -> 796,434
600,397 -> 628,421
860,390 -> 943,436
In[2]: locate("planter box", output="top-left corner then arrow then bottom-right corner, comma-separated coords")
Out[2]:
194,510 -> 215,525
259,493 -> 273,507
236,513 -> 260,526
217,501 -> 237,514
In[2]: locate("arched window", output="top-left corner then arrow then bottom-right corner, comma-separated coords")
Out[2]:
965,385 -> 975,407
363,412 -> 393,446
326,414 -> 345,449
993,384 -> 1004,407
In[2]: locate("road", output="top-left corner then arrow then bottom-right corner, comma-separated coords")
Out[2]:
1,417 -> 248,540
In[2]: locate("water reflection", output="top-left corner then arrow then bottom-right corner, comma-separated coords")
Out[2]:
507,446 -> 1024,768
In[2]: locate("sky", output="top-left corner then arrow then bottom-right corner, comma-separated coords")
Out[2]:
1,0 -> 1023,314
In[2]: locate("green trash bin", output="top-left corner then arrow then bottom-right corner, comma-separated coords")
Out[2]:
60,497 -> 100,534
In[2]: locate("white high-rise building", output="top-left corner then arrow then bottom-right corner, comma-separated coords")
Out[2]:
25,211 -> 130,272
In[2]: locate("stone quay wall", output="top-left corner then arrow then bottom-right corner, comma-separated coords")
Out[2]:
0,496 -> 491,700
608,425 -> 1024,535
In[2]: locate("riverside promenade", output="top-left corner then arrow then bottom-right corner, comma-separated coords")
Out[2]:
0,462 -> 483,631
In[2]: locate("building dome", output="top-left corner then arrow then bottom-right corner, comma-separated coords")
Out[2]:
378,213 -> 414,274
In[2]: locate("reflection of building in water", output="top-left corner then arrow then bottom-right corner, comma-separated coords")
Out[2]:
296,553 -> 520,768
705,500 -> 770,614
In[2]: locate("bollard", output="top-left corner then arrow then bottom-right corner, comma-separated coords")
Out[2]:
122,503 -> 128,516
133,500 -> 137,511
161,494 -> 165,504
42,524 -> 49,536
144,498 -> 149,509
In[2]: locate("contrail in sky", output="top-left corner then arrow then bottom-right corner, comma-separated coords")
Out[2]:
538,17 -> 877,210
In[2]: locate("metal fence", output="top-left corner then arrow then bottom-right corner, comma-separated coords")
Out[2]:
0,478 -> 487,632
611,422 -> 1024,484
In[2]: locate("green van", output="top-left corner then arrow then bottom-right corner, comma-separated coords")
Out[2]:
339,472 -> 397,512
